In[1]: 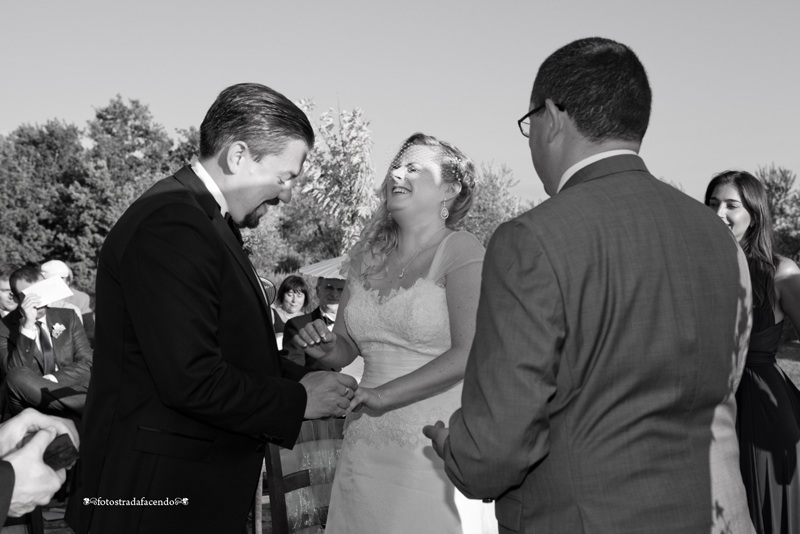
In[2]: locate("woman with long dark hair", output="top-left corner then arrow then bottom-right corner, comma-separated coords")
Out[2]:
706,170 -> 800,533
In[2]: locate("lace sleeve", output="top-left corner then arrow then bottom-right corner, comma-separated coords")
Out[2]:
428,231 -> 485,283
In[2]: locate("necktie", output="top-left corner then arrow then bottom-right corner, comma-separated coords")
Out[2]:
36,320 -> 56,375
224,213 -> 243,245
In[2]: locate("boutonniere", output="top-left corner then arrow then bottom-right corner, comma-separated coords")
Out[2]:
51,323 -> 66,339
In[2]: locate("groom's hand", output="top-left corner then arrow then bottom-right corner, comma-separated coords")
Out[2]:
423,420 -> 449,459
300,371 -> 357,419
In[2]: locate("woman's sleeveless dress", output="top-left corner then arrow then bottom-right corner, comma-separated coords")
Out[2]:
325,231 -> 495,533
271,308 -> 286,335
736,283 -> 800,533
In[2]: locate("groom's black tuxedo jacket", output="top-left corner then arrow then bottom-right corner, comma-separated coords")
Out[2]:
72,167 -> 310,533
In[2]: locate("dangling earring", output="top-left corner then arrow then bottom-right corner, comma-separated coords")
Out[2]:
440,198 -> 449,220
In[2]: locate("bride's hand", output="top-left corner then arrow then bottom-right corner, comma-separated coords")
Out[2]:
347,387 -> 386,413
294,319 -> 337,360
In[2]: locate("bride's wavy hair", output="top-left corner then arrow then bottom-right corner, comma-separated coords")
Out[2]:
349,133 -> 476,278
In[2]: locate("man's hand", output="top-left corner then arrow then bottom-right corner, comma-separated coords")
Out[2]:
422,420 -> 449,460
0,408 -> 79,458
293,319 -> 336,360
300,371 -> 357,419
18,293 -> 43,330
4,427 -> 67,517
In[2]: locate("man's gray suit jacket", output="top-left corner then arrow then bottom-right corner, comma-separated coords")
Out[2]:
445,155 -> 753,533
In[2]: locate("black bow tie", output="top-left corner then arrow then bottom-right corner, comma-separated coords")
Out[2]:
224,213 -> 243,245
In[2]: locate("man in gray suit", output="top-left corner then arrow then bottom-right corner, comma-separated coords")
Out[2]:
426,37 -> 754,533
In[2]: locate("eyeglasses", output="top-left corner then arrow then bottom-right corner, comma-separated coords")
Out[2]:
517,102 -> 565,138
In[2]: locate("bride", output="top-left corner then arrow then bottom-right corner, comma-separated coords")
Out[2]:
294,133 -> 495,533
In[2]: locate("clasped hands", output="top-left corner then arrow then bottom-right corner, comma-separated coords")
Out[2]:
300,371 -> 357,419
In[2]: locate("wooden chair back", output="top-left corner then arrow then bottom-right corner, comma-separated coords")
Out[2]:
262,418 -> 344,534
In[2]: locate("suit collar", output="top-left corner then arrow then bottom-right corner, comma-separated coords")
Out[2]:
310,307 -> 335,326
190,161 -> 229,216
172,166 -> 272,317
2,309 -> 22,335
173,166 -> 219,220
561,154 -> 649,193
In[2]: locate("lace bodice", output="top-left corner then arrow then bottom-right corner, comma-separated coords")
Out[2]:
347,277 -> 451,361
341,231 -> 484,449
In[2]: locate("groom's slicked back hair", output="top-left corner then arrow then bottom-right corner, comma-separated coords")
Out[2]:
532,37 -> 652,144
199,83 -> 314,161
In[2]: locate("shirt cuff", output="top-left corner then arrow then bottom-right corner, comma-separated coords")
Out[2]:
19,325 -> 36,340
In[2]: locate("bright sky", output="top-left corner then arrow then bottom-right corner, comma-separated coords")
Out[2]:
1,1 -> 798,203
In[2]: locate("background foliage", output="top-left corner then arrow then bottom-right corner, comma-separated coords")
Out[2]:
2,95 -> 796,305
0,96 -> 528,294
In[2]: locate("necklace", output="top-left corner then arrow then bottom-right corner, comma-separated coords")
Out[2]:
396,227 -> 447,279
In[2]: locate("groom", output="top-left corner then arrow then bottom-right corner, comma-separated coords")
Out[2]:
426,38 -> 754,532
72,83 -> 357,533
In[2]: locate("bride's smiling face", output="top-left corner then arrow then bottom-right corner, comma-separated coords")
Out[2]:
384,145 -> 447,216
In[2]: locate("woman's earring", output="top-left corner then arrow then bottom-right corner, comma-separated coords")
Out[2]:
440,198 -> 449,220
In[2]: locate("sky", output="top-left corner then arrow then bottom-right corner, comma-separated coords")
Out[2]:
1,1 -> 798,204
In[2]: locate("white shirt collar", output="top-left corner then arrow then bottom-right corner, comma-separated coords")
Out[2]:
191,161 -> 229,216
556,149 -> 638,193
320,309 -> 337,327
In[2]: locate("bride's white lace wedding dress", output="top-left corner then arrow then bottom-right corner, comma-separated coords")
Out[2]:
325,231 -> 496,534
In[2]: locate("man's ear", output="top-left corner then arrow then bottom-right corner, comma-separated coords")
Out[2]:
543,98 -> 564,144
225,141 -> 249,174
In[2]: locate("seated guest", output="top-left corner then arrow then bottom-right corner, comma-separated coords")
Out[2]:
271,275 -> 308,349
40,260 -> 92,318
0,264 -> 18,318
0,265 -> 92,418
40,260 -> 95,345
283,275 -> 344,370
284,273 -> 363,381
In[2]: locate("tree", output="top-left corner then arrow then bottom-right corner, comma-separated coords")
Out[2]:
0,98 -> 200,291
86,95 -> 177,222
45,96 -> 191,289
459,163 -> 530,246
0,121 -> 86,269
170,127 -> 200,167
281,101 -> 377,261
757,164 -> 800,261
243,208 -> 295,276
